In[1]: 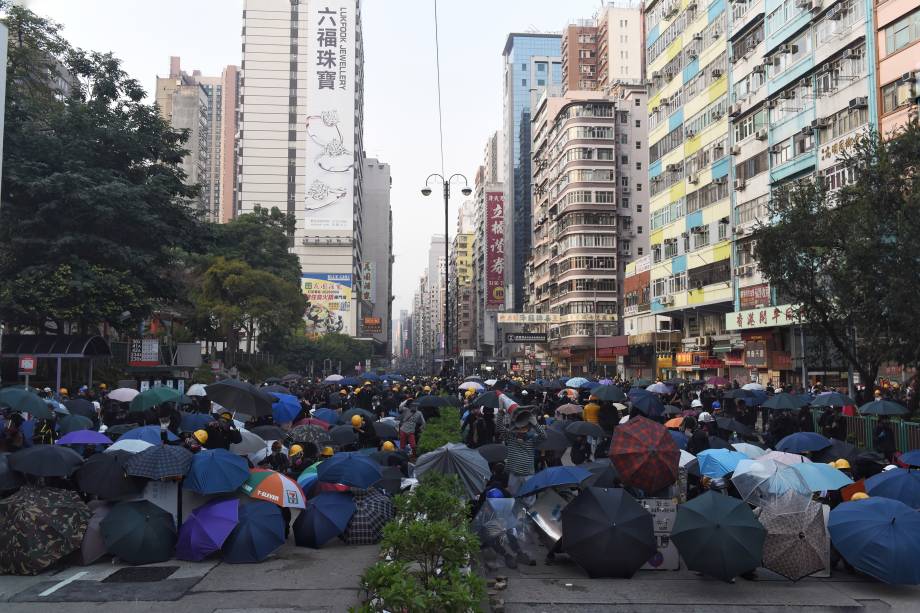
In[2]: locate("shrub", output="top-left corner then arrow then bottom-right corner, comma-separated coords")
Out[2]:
417,406 -> 463,455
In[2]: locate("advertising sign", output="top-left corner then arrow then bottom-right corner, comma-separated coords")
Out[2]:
360,262 -> 376,303
739,283 -> 770,309
640,498 -> 679,570
497,313 -> 560,324
726,304 -> 802,331
304,1 -> 356,230
485,191 -> 505,309
302,273 -> 353,335
505,333 -> 548,343
745,341 -> 768,367
128,338 -> 159,367
362,316 -> 383,335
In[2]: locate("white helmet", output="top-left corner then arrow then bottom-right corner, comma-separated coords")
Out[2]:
883,464 -> 898,472
698,411 -> 714,423
691,398 -> 703,408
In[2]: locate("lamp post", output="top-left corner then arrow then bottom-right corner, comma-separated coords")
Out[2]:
421,173 -> 471,367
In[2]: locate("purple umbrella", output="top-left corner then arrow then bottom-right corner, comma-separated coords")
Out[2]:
175,498 -> 239,561
55,430 -> 113,446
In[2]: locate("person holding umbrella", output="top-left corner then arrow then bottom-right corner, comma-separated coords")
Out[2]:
496,407 -> 546,495
204,412 -> 242,450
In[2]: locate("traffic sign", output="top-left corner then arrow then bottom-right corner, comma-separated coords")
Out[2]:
18,355 -> 36,375
505,333 -> 548,343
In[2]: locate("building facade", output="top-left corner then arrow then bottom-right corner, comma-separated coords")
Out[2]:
359,158 -> 393,360
597,1 -> 647,87
449,200 -> 476,361
473,131 -> 505,362
876,0 -> 920,135
562,21 -> 600,93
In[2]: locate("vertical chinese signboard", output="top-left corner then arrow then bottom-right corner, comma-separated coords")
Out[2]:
360,262 -> 376,303
302,273 -> 353,335
304,2 -> 356,230
485,191 -> 505,309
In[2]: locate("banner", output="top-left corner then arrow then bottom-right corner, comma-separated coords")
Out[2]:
304,1 -> 356,230
485,191 -> 505,309
302,273 -> 353,335
497,313 -> 560,324
739,283 -> 770,309
726,303 -> 802,331
360,261 -> 376,303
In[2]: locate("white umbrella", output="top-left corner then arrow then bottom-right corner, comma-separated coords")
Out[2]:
104,439 -> 153,454
186,383 -> 208,397
760,450 -> 812,466
732,458 -> 811,509
107,388 -> 140,403
484,379 -> 498,387
230,428 -> 269,455
732,442 -> 767,459
323,374 -> 344,383
646,382 -> 672,394
742,382 -> 765,391
458,381 -> 484,391
679,449 -> 696,468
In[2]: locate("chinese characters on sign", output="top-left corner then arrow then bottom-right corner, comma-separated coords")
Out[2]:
129,339 -> 160,367
485,191 -> 505,309
497,313 -> 560,324
744,341 -> 768,368
360,262 -> 376,303
725,303 -> 802,331
362,316 -> 382,335
739,283 -> 770,310
301,273 -> 353,335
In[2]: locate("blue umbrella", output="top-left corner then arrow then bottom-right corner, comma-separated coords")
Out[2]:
630,393 -> 665,418
762,393 -> 806,410
313,408 -> 339,425
179,412 -> 211,433
787,462 -> 854,492
316,452 -> 382,489
828,497 -> 920,584
627,387 -> 651,399
516,466 -> 592,498
222,501 -> 286,563
858,399 -> 908,416
55,430 -> 112,446
566,377 -> 589,388
270,393 -> 302,424
184,449 -> 250,495
866,468 -> 920,509
669,430 -> 689,450
776,432 -> 831,454
696,449 -> 747,478
292,492 -> 356,548
340,377 -> 362,387
360,372 -> 381,382
811,392 -> 855,408
900,450 -> 920,467
382,374 -> 406,382
745,390 -> 768,406
119,425 -> 179,445
582,381 -> 601,390
176,498 -> 239,561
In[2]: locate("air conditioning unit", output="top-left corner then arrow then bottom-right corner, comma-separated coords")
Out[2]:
713,177 -> 727,186
738,265 -> 754,276
666,163 -> 681,172
842,48 -> 863,60
780,44 -> 799,54
688,51 -> 699,60
687,1 -> 698,10
827,5 -> 843,19
686,128 -> 697,138
734,178 -> 746,190
660,295 -> 674,306
712,68 -> 723,78
733,226 -> 748,236
753,64 -> 766,75
652,70 -> 661,80
688,173 -> 699,184
651,105 -> 660,115
849,97 -> 868,109
901,72 -> 916,83
782,89 -> 797,99
769,144 -> 783,153
692,336 -> 710,347
730,144 -> 741,155
729,103 -> 742,117
693,33 -> 703,42
755,128 -> 768,140
767,99 -> 779,109
661,96 -> 671,106
801,126 -> 814,136
712,30 -> 722,40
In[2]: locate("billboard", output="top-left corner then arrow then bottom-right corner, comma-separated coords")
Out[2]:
302,273 -> 352,335
485,191 -> 505,309
360,261 -> 376,303
497,313 -> 560,324
304,1 -> 356,231
362,316 -> 383,334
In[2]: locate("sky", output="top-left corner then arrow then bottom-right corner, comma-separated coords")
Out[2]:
25,0 -> 604,314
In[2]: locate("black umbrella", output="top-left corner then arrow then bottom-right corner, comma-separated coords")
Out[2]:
281,373 -> 301,382
101,500 -> 176,564
416,395 -> 451,408
590,385 -> 627,403
716,417 -> 754,437
124,445 -> 193,480
377,466 -> 403,495
329,425 -> 358,446
0,453 -> 23,492
9,445 -> 84,477
342,408 -> 376,424
723,388 -> 754,400
75,451 -> 145,499
561,487 -> 656,578
663,405 -> 682,416
565,421 -> 604,439
372,421 -> 398,440
261,384 -> 289,394
58,414 -> 93,435
105,423 -> 140,440
708,436 -> 733,450
470,391 -> 503,409
476,443 -> 507,464
537,428 -> 570,452
205,379 -> 274,418
583,460 -> 620,488
811,438 -> 860,464
252,425 -> 287,441
64,398 -> 96,419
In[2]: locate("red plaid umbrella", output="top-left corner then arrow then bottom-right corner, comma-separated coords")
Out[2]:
609,416 -> 679,494
293,417 -> 331,430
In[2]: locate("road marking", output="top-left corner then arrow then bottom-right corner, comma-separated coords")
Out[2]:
38,571 -> 89,597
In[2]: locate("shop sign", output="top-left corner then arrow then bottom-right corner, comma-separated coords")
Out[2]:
745,341 -> 768,368
656,356 -> 674,369
675,352 -> 706,367
723,350 -> 745,366
700,358 -> 725,369
726,304 -> 802,331
739,283 -> 770,309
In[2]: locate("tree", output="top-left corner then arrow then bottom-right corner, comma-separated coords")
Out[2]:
0,5 -> 202,333
753,124 -> 920,387
266,332 -> 373,373
209,207 -> 301,284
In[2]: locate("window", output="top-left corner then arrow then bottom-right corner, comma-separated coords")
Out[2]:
638,247 -> 644,256
824,161 -> 856,191
735,194 -> 768,224
664,240 -> 678,258
638,226 -> 643,234
522,63 -> 527,70
652,278 -> 666,298
718,221 -> 728,241
522,79 -> 527,86
597,148 -> 614,160
881,80 -> 915,114
668,273 -> 687,293
538,79 -> 545,86
636,183 -> 643,192
635,98 -> 641,106
635,162 -> 642,170
734,151 -> 768,181
635,141 -> 642,149
621,155 -> 629,164
692,226 -> 710,249
885,9 -> 920,55
826,105 -> 868,139
653,244 -> 662,262
636,203 -> 642,212
635,119 -> 641,128
537,62 -> 546,72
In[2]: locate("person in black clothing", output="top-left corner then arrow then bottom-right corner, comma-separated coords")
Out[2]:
260,441 -> 290,473
204,412 -> 243,450
873,415 -> 897,462
687,428 -> 710,455
570,435 -> 592,465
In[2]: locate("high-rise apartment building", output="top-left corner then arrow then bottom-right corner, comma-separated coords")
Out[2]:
155,57 -> 239,222
597,1 -> 646,87
876,0 -> 920,134
239,0 -> 365,336
449,200 -> 476,359
359,158 -> 393,359
562,21 -> 599,92
473,130 -> 505,360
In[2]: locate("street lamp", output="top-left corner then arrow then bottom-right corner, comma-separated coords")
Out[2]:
421,173 -> 471,366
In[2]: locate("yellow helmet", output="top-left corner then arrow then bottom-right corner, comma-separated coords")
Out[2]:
850,492 -> 869,500
382,441 -> 395,452
289,444 -> 304,456
193,430 -> 208,444
59,387 -> 68,395
99,383 -> 107,390
423,386 -> 431,392
465,389 -> 475,398
321,446 -> 334,457
351,415 -> 363,427
834,459 -> 851,470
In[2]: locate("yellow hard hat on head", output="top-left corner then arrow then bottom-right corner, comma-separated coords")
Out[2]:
59,387 -> 68,395
289,444 -> 303,456
99,383 -> 107,390
834,459 -> 851,470
351,415 -> 363,427
423,386 -> 431,392
382,441 -> 395,452
193,430 -> 208,444
465,389 -> 475,397
850,492 -> 869,500
321,446 -> 334,457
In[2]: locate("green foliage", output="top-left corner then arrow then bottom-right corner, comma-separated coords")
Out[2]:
0,5 -> 201,333
753,123 -> 920,385
417,406 -> 463,455
208,207 -> 301,285
266,333 -> 373,373
393,472 -> 468,525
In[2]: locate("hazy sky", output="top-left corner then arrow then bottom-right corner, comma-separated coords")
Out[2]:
25,0 -> 603,313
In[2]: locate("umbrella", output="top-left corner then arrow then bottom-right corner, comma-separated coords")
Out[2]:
566,377 -> 589,388
866,468 -> 920,508
81,502 -> 111,565
125,444 -> 193,480
858,399 -> 908,416
760,499 -> 828,581
293,492 -> 356,548
270,393 -> 302,424
104,438 -> 153,454
731,459 -> 812,508
760,450 -> 812,466
561,487 -> 656,578
9,445 -> 83,477
537,427 -> 571,452
119,425 -> 179,445
463,375 -> 484,382
829,497 -> 920,584
56,429 -> 112,446
742,382 -> 765,391
632,378 -> 653,387
102,500 -> 176,564
242,469 -> 307,509
128,387 -> 181,413
75,450 -> 144,499
901,450 -> 920,467
787,462 -> 854,492
57,415 -> 94,435
184,448 -> 250,495
565,421 -> 604,439
179,411 -> 212,433
372,421 -> 398,440
762,393 -> 807,410
342,488 -> 394,545
672,490 -> 766,582
329,424 -> 358,446
107,388 -> 140,403
323,374 -> 344,383
64,398 -> 96,419
342,407 -> 376,424
555,403 -> 583,417
176,498 -> 239,561
206,379 -> 275,418
313,408 -> 339,425
222,501 -> 286,563
609,416 -> 679,494
696,448 -> 747,478
810,392 -> 855,408
287,424 -> 332,446
590,385 -> 626,403
646,382 -> 672,394
731,442 -> 767,459
458,381 -> 484,391
230,428 -> 268,455
262,384 -> 289,394
360,372 -> 380,382
0,453 -> 23,492
584,459 -> 620,487
295,417 -> 332,430
317,451 -> 383,489
104,423 -> 140,440
186,383 -> 208,397
776,432 -> 831,454
0,388 -> 53,419
723,388 -> 754,400
415,395 -> 451,409
516,466 -> 592,498
630,393 -> 665,418
716,417 -> 754,437
669,430 -> 689,450
663,405 -> 682,416
706,376 -> 730,386
477,443 -> 507,464
0,486 -> 90,575
811,438 -> 859,464
47,400 -> 69,416
470,391 -> 503,409
252,425 -> 287,441
414,442 -> 490,499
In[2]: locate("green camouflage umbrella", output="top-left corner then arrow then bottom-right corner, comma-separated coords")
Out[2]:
0,486 -> 90,575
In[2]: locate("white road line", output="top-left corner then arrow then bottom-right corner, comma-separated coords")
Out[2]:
38,571 -> 89,597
